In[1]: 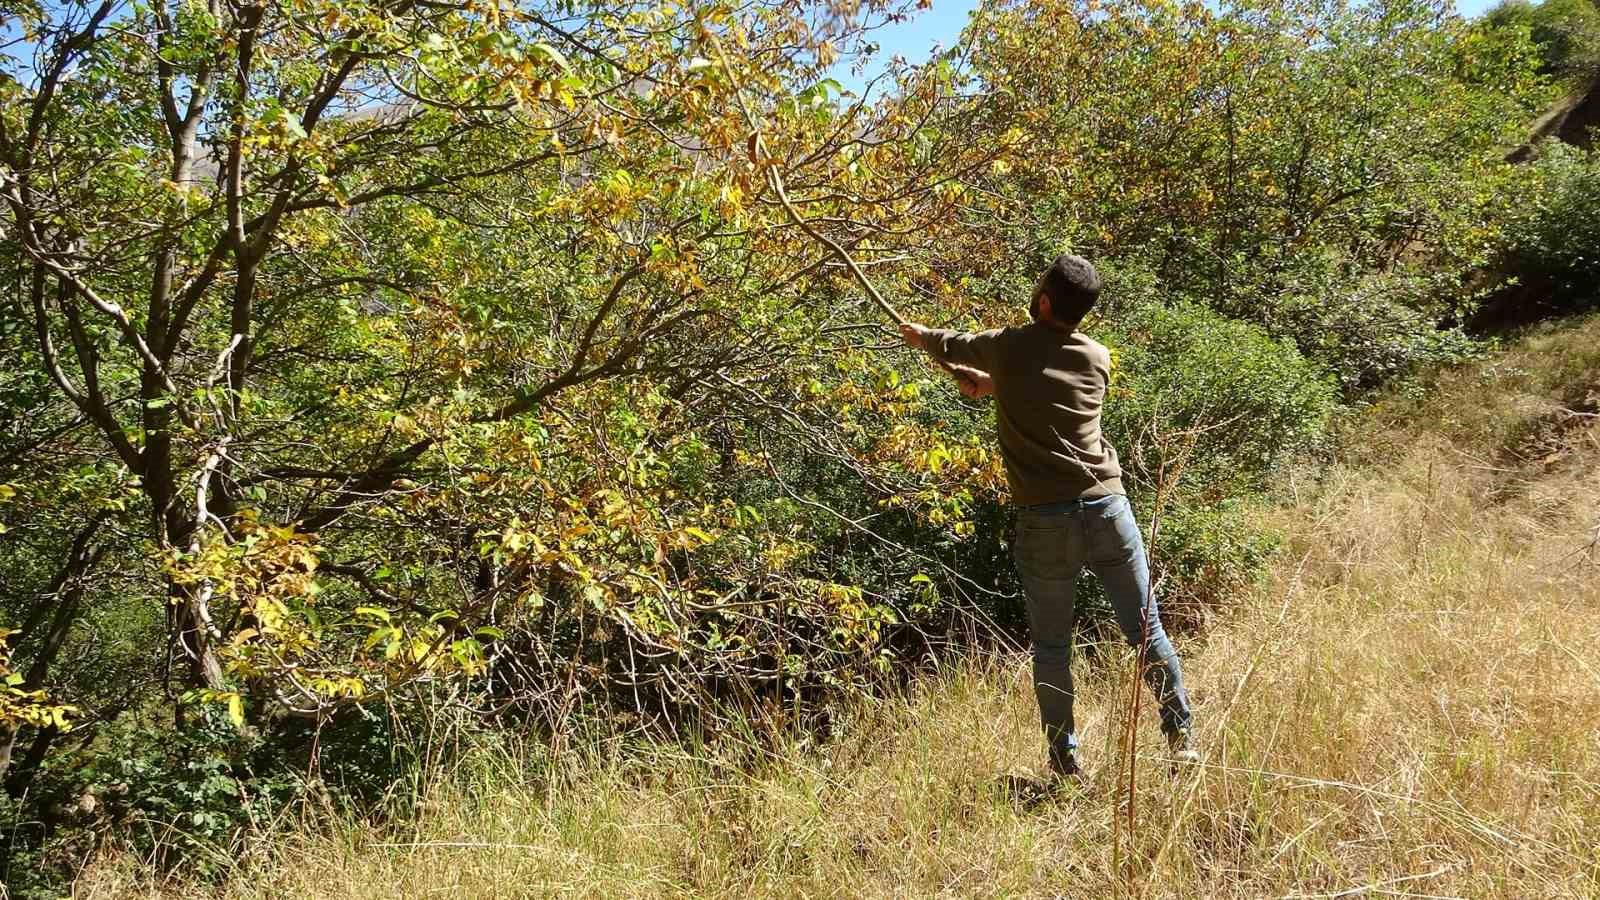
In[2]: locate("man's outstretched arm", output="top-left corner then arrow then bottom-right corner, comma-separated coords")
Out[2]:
899,322 -> 1003,372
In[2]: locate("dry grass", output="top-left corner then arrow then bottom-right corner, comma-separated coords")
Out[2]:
78,317 -> 1600,899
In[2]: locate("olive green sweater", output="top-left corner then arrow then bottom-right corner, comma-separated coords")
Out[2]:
923,322 -> 1124,506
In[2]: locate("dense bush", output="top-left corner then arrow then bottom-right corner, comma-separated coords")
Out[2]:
1489,147 -> 1600,317
872,284 -> 1333,644
0,711 -> 303,896
1485,0 -> 1600,80
1143,499 -> 1283,624
1101,297 -> 1339,494
1236,259 -> 1485,396
1093,295 -> 1332,630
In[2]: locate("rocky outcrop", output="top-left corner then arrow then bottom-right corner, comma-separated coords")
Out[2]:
1507,72 -> 1600,161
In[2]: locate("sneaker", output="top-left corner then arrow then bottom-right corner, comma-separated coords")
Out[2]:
1167,728 -> 1201,769
1047,747 -> 1089,788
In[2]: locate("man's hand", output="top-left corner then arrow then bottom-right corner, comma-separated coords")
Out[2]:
949,363 -> 993,399
899,322 -> 929,350
900,322 -> 990,397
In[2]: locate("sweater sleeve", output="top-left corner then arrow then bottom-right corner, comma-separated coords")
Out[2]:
1091,342 -> 1111,385
923,327 -> 1004,372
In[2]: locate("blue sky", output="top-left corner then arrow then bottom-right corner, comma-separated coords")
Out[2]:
838,0 -> 1504,95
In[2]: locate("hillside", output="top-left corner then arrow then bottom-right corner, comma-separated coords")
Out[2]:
77,317 -> 1600,898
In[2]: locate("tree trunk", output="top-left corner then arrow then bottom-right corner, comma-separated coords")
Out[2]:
167,561 -> 227,693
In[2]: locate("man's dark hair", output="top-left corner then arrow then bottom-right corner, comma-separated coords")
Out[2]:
1030,254 -> 1101,327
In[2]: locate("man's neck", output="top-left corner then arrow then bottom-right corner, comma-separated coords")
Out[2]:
1033,315 -> 1078,335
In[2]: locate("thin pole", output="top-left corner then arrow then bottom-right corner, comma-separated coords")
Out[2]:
708,34 -> 910,329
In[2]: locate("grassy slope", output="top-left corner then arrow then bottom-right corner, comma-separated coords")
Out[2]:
82,318 -> 1600,899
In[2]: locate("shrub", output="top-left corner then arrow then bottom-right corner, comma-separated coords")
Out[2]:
1064,498 -> 1279,640
64,710 -> 305,879
1100,295 -> 1339,496
1488,146 -> 1600,319
1146,500 -> 1281,626
1485,0 -> 1600,81
1255,262 -> 1484,397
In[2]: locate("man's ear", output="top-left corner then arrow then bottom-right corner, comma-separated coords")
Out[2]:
1035,291 -> 1052,323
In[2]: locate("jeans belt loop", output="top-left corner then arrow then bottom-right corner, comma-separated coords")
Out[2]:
1025,496 -> 1096,515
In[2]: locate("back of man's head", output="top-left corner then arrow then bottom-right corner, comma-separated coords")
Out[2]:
1030,254 -> 1101,329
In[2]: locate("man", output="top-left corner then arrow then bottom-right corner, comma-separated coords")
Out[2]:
899,254 -> 1197,783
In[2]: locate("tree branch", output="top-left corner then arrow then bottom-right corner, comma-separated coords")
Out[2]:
27,265 -> 144,473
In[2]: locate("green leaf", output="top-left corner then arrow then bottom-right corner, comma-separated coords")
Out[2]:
532,42 -> 571,71
279,108 -> 308,140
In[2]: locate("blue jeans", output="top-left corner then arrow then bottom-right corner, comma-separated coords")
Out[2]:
1013,494 -> 1192,755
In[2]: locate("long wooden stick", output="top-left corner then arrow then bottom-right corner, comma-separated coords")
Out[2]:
756,143 -> 910,327
708,34 -> 910,329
